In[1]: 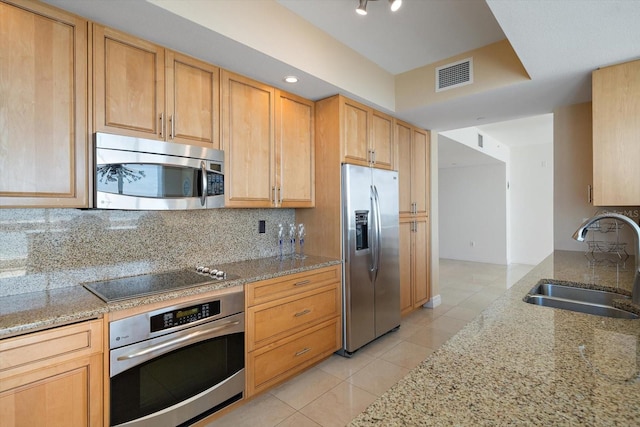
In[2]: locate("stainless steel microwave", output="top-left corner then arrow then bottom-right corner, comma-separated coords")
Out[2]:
94,133 -> 224,210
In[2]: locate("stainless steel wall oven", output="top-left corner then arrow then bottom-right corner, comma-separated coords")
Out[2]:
108,289 -> 244,427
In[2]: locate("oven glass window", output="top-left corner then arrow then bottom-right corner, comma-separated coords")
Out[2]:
110,332 -> 244,426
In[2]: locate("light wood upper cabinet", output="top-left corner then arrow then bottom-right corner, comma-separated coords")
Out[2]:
276,91 -> 315,208
396,120 -> 430,217
221,71 -> 275,207
342,99 -> 370,165
0,0 -> 88,208
592,59 -> 640,206
0,319 -> 103,427
93,24 -> 165,139
334,95 -> 394,170
166,51 -> 220,147
371,110 -> 394,169
94,25 -> 220,148
221,71 -> 315,208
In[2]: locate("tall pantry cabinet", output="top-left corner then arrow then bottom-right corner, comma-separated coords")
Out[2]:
396,120 -> 431,315
0,0 -> 88,208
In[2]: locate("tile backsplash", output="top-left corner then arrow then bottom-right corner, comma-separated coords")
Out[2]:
0,208 -> 294,296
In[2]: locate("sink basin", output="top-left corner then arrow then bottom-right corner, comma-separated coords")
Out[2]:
523,282 -> 638,319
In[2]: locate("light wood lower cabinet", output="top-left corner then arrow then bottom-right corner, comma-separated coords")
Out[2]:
399,217 -> 430,315
0,319 -> 104,427
245,265 -> 341,397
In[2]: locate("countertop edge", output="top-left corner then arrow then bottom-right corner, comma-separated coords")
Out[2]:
0,256 -> 342,340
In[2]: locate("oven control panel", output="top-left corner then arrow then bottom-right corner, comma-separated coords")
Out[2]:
109,289 -> 244,349
150,300 -> 221,332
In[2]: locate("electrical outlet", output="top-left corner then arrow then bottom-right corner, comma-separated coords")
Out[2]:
258,220 -> 266,233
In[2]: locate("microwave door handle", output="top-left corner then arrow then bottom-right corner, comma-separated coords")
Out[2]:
200,161 -> 207,206
116,320 -> 241,362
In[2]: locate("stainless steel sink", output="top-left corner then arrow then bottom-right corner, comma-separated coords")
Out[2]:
523,282 -> 638,319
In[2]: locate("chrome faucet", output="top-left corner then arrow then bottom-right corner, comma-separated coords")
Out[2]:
573,213 -> 640,305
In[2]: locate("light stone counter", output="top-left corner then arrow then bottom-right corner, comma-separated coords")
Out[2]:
0,255 -> 340,339
351,250 -> 640,426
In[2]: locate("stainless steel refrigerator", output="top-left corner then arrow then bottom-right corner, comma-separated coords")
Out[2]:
339,164 -> 401,356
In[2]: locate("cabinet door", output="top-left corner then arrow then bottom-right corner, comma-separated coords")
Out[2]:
0,320 -> 103,427
341,98 -> 370,166
0,0 -> 88,208
276,91 -> 314,208
94,24 -> 165,139
413,217 -> 430,307
399,219 -> 413,315
166,51 -> 220,148
412,128 -> 430,216
371,110 -> 394,170
0,354 -> 103,427
592,59 -> 640,206
396,120 -> 413,216
221,71 -> 274,207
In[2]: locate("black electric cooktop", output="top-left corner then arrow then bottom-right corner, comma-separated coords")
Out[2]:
83,269 -> 239,302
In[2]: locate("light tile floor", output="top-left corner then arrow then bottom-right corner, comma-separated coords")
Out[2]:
207,259 -> 535,427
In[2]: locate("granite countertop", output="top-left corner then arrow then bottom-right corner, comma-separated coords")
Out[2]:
0,255 -> 341,339
351,250 -> 640,426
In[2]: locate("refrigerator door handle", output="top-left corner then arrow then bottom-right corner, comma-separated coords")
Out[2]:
369,185 -> 377,277
371,184 -> 382,282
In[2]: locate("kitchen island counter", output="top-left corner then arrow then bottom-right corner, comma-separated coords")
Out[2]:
0,255 -> 341,339
351,250 -> 640,426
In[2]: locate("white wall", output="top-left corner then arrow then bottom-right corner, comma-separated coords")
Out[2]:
553,102 -> 595,251
509,143 -> 554,264
440,127 -> 510,163
429,132 -> 440,302
439,163 -> 508,264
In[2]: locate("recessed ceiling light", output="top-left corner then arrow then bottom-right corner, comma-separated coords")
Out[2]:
283,76 -> 299,83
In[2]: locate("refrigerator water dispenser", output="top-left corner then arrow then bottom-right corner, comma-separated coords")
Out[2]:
355,210 -> 369,250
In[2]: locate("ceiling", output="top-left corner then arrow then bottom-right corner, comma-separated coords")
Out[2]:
43,0 -> 640,135
277,0 -> 507,75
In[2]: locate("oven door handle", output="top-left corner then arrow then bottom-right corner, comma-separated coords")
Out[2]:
116,320 -> 241,361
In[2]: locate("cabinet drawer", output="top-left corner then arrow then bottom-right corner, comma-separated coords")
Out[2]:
248,318 -> 340,394
246,264 -> 341,306
247,284 -> 340,350
0,320 -> 103,378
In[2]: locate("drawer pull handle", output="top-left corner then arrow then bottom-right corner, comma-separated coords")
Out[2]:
295,347 -> 311,357
294,280 -> 311,287
294,309 -> 311,317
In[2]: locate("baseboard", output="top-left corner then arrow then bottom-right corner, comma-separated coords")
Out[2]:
423,294 -> 441,308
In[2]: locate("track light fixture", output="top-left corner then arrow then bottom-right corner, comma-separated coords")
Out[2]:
355,0 -> 402,16
356,0 -> 368,15
389,0 -> 402,12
